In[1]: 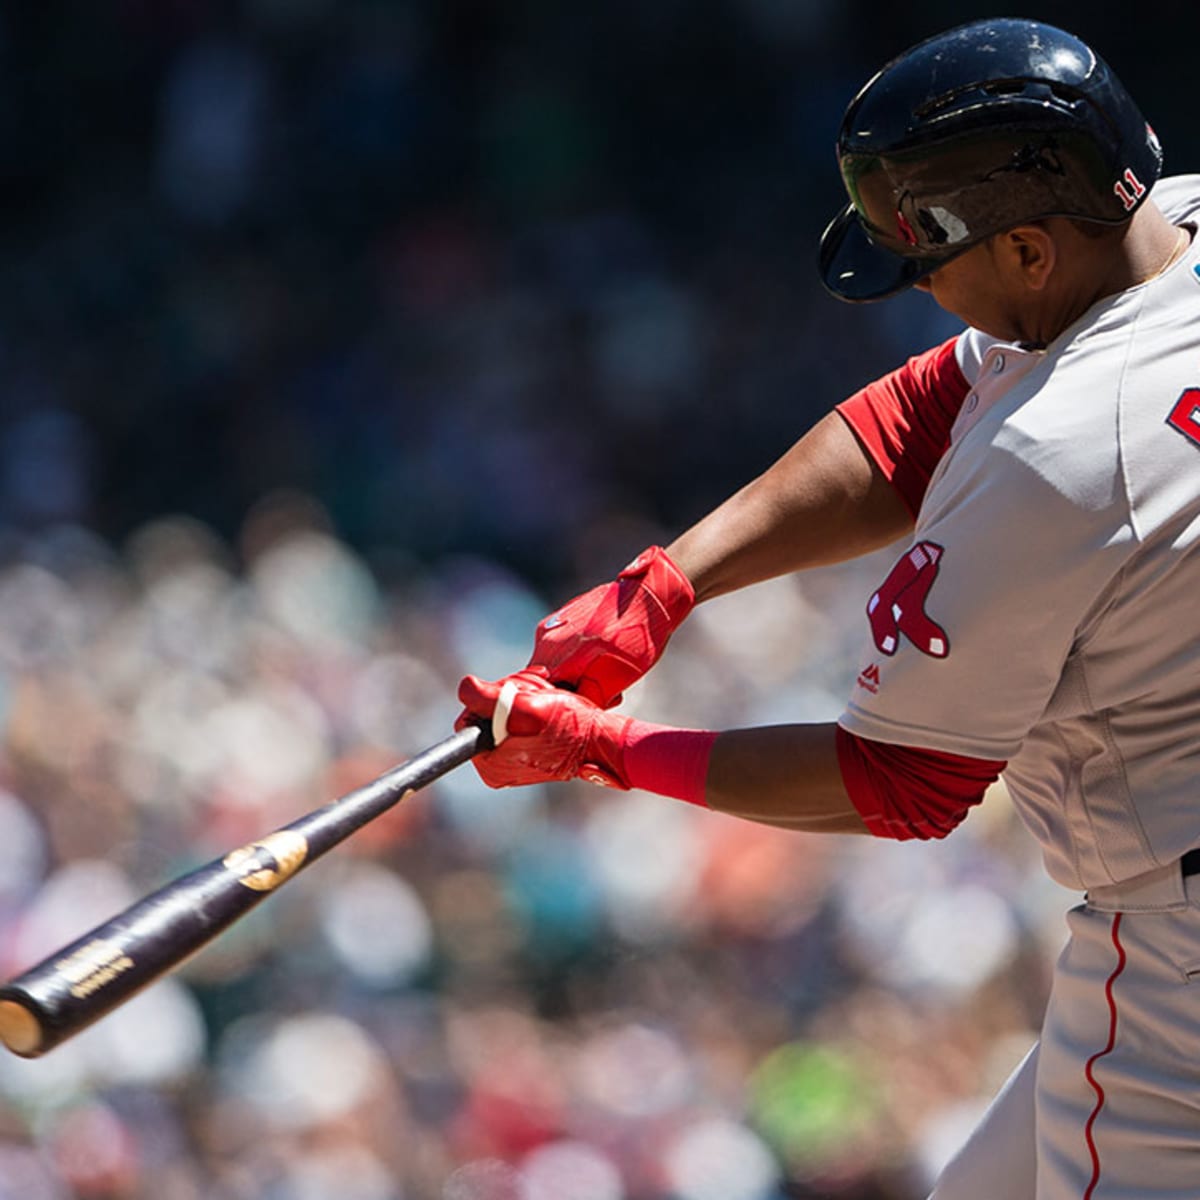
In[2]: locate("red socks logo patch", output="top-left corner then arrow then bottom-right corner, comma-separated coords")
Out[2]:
867,541 -> 950,659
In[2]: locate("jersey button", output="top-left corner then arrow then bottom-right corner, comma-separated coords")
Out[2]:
993,354 -> 1006,372
966,392 -> 979,412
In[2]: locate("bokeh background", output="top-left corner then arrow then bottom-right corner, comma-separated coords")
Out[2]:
0,3 -> 1195,1198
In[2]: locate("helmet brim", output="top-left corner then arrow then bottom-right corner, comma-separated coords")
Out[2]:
818,204 -> 942,302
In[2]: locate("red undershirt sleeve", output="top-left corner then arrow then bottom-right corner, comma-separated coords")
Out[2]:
835,336 -> 970,517
836,725 -> 1005,840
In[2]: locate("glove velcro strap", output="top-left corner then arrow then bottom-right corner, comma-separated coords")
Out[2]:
616,546 -> 696,626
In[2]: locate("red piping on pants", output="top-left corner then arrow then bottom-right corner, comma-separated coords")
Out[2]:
1083,913 -> 1127,1200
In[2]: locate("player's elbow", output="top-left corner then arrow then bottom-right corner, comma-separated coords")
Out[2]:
857,805 -> 974,841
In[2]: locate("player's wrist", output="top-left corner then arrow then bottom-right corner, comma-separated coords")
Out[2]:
616,720 -> 717,806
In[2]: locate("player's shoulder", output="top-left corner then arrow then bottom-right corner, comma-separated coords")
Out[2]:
1149,174 -> 1200,223
942,336 -> 1122,517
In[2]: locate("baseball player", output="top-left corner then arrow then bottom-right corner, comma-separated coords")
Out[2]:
457,19 -> 1200,1198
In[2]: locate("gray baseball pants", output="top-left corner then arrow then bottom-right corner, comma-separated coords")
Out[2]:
930,862 -> 1200,1198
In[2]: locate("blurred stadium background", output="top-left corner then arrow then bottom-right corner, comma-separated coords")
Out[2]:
0,3 -> 1195,1198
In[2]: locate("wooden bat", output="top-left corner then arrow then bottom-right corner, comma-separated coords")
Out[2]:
0,724 -> 489,1058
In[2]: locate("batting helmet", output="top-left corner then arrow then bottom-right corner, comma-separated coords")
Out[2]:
819,18 -> 1163,302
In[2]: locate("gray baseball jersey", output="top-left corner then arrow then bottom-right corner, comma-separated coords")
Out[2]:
839,175 -> 1200,892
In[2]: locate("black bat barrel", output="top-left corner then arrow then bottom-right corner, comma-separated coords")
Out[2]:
0,724 -> 486,1058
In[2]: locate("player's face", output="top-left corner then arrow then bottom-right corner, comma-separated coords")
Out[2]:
913,239 -> 1031,341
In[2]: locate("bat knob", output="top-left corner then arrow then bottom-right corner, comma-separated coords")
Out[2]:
0,998 -> 44,1058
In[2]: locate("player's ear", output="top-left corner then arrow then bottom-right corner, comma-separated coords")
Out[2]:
999,224 -> 1057,291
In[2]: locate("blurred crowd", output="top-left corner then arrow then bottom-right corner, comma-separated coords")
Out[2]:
0,503 -> 1075,1199
0,1 -> 1191,1198
0,0 -> 999,588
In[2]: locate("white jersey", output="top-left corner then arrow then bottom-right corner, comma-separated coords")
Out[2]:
840,175 -> 1200,890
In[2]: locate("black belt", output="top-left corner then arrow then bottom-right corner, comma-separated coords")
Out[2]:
1183,849 -> 1200,877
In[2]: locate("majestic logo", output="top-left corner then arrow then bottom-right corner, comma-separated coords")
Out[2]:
867,542 -> 949,658
856,662 -> 882,694
1113,167 -> 1147,213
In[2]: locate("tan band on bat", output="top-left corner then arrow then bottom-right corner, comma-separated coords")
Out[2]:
493,679 -> 519,746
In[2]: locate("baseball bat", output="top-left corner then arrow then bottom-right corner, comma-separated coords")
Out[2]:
0,723 -> 490,1058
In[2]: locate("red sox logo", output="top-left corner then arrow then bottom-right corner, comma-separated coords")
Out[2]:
1167,388 -> 1200,448
867,541 -> 950,658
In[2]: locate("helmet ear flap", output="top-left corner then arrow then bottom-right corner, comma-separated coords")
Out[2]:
818,18 -> 1162,302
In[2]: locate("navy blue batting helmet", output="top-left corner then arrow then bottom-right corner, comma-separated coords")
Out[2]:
819,18 -> 1163,302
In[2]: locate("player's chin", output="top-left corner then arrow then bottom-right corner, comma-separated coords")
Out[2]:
927,297 -> 1018,342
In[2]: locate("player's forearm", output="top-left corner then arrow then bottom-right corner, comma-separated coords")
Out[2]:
667,411 -> 912,603
704,723 -> 869,834
461,675 -> 871,833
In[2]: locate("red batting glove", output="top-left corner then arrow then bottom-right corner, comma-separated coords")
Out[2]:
456,669 -> 634,790
527,546 -> 694,708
